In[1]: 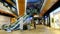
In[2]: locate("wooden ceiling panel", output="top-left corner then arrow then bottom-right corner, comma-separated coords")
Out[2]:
40,0 -> 58,17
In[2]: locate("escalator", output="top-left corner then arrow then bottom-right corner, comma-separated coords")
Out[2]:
3,15 -> 30,31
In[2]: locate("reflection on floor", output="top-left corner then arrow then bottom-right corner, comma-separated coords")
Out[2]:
0,25 -> 60,34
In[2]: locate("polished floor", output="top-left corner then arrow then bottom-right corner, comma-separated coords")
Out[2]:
0,25 -> 60,34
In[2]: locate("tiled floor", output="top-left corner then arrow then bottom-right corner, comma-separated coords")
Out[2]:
0,25 -> 60,34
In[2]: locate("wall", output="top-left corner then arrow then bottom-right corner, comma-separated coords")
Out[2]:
50,7 -> 60,29
0,15 -> 10,29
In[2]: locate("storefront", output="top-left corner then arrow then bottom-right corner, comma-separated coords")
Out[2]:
50,7 -> 60,29
44,15 -> 50,26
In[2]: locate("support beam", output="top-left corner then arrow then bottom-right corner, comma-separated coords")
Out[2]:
18,0 -> 25,16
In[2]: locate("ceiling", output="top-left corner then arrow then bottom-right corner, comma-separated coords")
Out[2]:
40,0 -> 58,17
